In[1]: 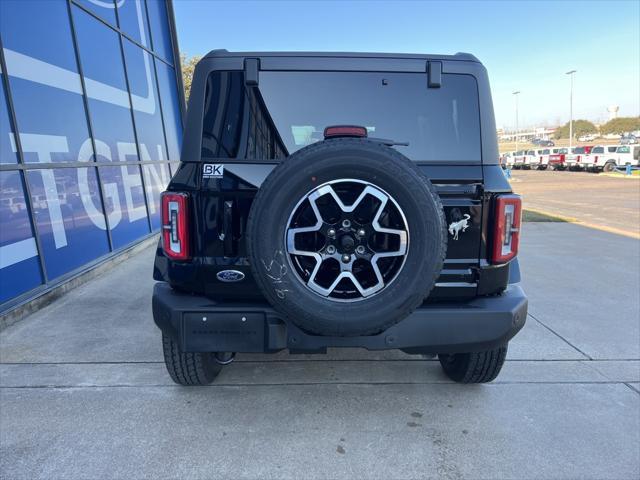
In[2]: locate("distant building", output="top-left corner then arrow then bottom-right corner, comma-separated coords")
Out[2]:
607,105 -> 619,121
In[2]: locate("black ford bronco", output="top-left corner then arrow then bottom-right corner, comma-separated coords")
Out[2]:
153,50 -> 527,385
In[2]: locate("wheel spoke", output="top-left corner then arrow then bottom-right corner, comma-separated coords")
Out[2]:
285,179 -> 409,301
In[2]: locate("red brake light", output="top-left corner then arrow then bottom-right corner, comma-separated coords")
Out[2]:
161,192 -> 190,261
491,194 -> 522,264
594,156 -> 599,163
324,125 -> 368,139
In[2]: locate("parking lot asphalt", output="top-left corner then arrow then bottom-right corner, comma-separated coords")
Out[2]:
1,223 -> 639,480
511,170 -> 640,238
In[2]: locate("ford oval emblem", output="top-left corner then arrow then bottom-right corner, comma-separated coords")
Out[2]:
216,270 -> 245,283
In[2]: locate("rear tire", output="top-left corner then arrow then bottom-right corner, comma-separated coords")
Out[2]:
438,345 -> 508,383
162,334 -> 223,386
603,161 -> 616,173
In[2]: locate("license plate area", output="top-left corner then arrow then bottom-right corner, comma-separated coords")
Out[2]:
182,312 -> 265,352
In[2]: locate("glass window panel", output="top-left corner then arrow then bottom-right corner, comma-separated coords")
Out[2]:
0,171 -> 43,303
99,165 -> 149,248
73,6 -> 138,162
26,167 -> 110,280
141,162 -> 170,230
1,0 -> 79,72
75,0 -> 118,26
155,59 -> 183,161
146,0 -> 173,63
122,39 -> 167,161
117,0 -> 151,48
2,1 -> 91,164
1,74 -> 19,164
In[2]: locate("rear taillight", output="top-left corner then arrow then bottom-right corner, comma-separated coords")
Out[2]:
577,155 -> 581,162
324,125 -> 368,139
491,194 -> 522,264
161,192 -> 190,261
594,156 -> 599,164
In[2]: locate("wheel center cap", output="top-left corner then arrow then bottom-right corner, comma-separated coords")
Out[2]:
339,234 -> 356,253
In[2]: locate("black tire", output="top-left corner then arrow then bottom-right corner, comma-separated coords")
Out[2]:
162,334 -> 222,386
603,161 -> 616,173
246,138 -> 447,337
438,345 -> 508,383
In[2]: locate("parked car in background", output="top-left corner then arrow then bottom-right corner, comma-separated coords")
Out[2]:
500,151 -> 515,168
578,133 -> 598,142
565,146 -> 594,170
583,145 -> 618,172
548,147 -> 569,170
615,145 -> 640,167
535,148 -> 553,169
585,145 -> 640,172
620,134 -> 638,145
521,149 -> 537,169
512,150 -> 526,169
540,140 -> 555,147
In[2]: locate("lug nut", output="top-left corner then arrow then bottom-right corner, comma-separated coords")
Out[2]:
326,245 -> 336,254
357,228 -> 366,237
342,219 -> 351,228
356,245 -> 366,254
327,228 -> 336,237
342,254 -> 351,263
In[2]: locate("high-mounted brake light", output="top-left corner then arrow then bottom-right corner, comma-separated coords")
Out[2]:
491,194 -> 522,264
324,125 -> 368,139
161,192 -> 190,261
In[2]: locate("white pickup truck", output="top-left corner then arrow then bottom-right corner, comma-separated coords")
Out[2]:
585,145 -> 640,172
565,146 -> 593,170
535,148 -> 553,170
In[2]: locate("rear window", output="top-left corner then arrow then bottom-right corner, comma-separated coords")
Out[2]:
592,147 -> 604,153
201,70 -> 482,162
573,147 -> 586,154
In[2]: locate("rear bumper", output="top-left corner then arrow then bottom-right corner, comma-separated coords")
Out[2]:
152,283 -> 528,354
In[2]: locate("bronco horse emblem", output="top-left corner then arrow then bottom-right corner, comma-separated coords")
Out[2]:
448,214 -> 471,240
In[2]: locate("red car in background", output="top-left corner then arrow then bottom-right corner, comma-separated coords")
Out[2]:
547,147 -> 570,170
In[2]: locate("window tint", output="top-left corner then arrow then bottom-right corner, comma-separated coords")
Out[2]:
116,0 -> 151,47
75,0 -> 117,26
0,74 -> 18,164
155,59 -> 183,161
73,6 -> 138,162
26,167 -> 110,280
0,171 -> 43,302
146,0 -> 173,62
201,71 -> 481,162
618,146 -> 630,153
123,39 -> 167,162
592,147 -> 604,153
98,165 -> 149,249
2,1 -> 90,164
573,147 -> 586,154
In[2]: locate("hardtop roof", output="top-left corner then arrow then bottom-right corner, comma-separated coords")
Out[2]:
203,49 -> 480,63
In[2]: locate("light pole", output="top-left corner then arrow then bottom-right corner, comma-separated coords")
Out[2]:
513,91 -> 520,151
566,70 -> 576,149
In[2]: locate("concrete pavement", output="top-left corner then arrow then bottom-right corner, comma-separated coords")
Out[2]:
1,223 -> 639,479
511,170 -> 640,238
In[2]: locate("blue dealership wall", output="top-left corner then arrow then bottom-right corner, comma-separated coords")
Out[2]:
0,0 -> 184,310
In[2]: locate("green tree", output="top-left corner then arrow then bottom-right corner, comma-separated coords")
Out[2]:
599,117 -> 640,135
553,119 -> 597,139
180,53 -> 201,102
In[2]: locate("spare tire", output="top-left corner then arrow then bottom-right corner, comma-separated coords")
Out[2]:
246,138 -> 446,336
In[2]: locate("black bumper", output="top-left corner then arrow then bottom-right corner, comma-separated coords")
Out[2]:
152,283 -> 527,354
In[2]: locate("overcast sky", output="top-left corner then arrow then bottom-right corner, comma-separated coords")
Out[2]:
174,0 -> 640,129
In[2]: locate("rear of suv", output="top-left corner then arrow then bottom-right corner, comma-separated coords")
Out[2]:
152,50 -> 527,386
